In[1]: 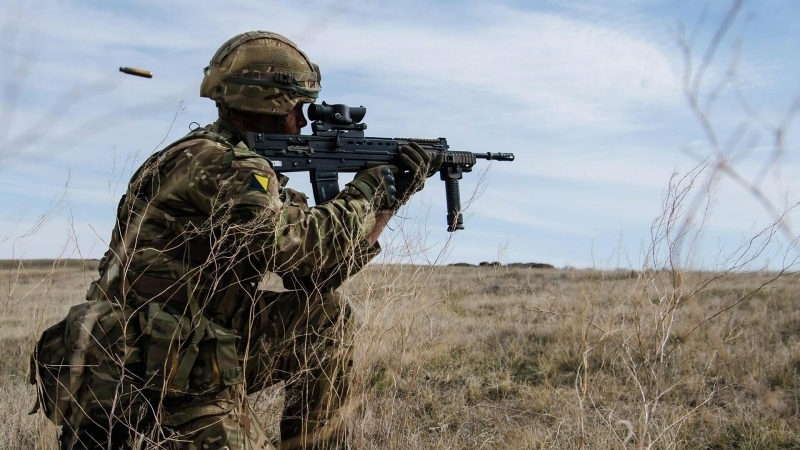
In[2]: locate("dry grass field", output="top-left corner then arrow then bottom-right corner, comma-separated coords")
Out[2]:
2,258 -> 799,449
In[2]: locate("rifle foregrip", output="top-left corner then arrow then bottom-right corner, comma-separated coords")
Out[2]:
445,179 -> 465,232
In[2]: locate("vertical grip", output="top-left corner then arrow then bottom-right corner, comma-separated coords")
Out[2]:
445,179 -> 465,232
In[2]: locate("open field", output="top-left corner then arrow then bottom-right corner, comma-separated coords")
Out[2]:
2,260 -> 799,449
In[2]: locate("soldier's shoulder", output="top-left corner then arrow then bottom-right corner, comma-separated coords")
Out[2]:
166,132 -> 235,164
171,131 -> 233,153
142,136 -> 228,184
160,132 -> 273,179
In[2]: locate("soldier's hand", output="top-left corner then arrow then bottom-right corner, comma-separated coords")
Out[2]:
347,165 -> 398,210
394,143 -> 443,201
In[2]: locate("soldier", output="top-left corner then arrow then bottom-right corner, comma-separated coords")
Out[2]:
30,31 -> 441,449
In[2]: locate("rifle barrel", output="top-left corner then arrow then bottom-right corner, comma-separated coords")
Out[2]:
473,152 -> 515,161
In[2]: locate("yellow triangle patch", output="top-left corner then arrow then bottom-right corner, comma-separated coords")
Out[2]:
250,173 -> 270,191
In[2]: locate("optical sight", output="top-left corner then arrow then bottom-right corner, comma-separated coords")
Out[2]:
308,102 -> 366,125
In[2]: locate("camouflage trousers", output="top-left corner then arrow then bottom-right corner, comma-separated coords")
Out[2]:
31,289 -> 354,450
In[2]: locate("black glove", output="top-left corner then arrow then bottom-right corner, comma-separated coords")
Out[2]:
394,143 -> 443,202
346,165 -> 398,210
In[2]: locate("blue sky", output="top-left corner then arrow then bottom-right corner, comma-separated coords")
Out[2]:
1,0 -> 798,269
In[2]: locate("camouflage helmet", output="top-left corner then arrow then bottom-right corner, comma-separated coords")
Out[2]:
200,31 -> 321,115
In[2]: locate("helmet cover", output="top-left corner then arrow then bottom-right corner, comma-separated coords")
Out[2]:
200,31 -> 321,115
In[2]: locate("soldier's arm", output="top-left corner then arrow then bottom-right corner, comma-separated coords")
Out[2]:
167,139 -> 378,276
366,211 -> 392,246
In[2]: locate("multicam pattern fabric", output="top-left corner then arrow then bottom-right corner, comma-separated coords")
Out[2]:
89,118 -> 378,310
164,389 -> 272,450
243,291 -> 354,447
200,31 -> 321,115
31,119 -> 379,449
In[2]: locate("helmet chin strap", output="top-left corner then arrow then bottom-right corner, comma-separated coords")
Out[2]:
219,102 -> 287,134
275,114 -> 288,134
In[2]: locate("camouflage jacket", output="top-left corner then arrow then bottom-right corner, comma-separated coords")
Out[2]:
88,119 -> 380,324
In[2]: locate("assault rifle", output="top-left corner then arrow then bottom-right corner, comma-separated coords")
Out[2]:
243,102 -> 515,231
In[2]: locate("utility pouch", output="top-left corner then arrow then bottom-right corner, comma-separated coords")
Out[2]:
29,317 -> 70,424
139,302 -> 193,392
205,321 -> 243,387
139,303 -> 242,393
30,300 -> 142,428
187,320 -> 243,389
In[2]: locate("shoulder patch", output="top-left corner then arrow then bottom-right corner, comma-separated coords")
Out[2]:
249,173 -> 270,191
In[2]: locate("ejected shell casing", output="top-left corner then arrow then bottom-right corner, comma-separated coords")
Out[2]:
119,67 -> 153,78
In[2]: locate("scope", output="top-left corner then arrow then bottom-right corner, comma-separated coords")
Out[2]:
308,102 -> 366,125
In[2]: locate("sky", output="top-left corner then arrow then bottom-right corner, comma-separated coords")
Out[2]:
1,0 -> 799,269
